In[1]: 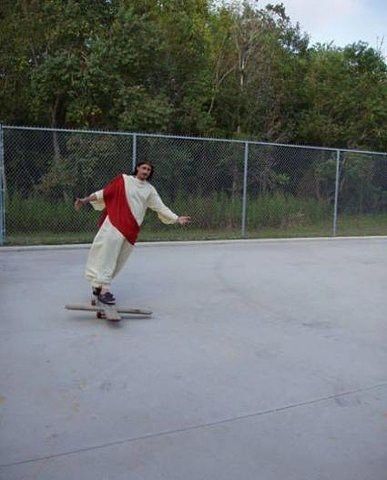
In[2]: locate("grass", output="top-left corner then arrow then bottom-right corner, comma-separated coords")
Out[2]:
4,213 -> 387,246
3,193 -> 387,245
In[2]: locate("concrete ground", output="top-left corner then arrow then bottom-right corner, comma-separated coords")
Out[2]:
0,238 -> 386,480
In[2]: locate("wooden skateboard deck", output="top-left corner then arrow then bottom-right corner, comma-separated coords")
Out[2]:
99,302 -> 121,322
65,304 -> 152,320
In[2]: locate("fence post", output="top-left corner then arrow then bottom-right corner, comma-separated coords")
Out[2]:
132,133 -> 137,170
241,142 -> 249,237
0,124 -> 5,245
332,149 -> 341,236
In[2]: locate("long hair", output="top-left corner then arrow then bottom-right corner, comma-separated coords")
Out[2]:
132,161 -> 154,181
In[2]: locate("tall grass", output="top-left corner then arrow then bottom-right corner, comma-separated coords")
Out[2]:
6,193 -> 100,233
143,192 -> 331,231
247,194 -> 331,229
4,191 -> 387,245
6,192 -> 331,235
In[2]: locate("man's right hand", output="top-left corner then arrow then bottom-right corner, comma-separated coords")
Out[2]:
74,198 -> 85,211
177,216 -> 191,225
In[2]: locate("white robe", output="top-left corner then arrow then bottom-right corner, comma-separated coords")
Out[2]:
85,175 -> 178,288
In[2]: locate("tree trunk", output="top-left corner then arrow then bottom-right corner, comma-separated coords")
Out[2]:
50,94 -> 69,201
50,94 -> 66,164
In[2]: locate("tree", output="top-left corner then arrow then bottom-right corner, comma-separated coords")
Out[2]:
296,42 -> 387,151
207,1 -> 309,141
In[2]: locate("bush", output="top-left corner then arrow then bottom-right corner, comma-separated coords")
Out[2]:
6,193 -> 100,233
6,192 -> 331,234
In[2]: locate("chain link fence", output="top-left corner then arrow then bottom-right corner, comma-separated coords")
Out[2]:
0,126 -> 5,245
1,125 -> 386,245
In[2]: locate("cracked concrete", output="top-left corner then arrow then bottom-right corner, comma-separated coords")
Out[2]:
1,238 -> 387,479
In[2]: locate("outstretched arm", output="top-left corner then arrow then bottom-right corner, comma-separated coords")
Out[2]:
74,190 -> 105,211
74,194 -> 97,210
147,188 -> 191,225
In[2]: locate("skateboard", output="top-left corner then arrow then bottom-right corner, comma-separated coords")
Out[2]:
65,303 -> 152,322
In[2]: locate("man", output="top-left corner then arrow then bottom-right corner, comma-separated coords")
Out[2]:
74,161 -> 191,305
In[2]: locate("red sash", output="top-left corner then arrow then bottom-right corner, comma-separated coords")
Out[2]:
98,175 -> 140,245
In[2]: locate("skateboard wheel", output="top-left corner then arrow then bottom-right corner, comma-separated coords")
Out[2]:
96,311 -> 104,319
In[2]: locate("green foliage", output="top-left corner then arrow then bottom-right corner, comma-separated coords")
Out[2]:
1,1 -> 385,150
6,192 -> 330,234
296,42 -> 387,150
6,192 -> 99,233
339,153 -> 387,213
1,1 -> 387,247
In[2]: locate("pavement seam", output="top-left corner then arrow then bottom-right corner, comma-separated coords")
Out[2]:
1,381 -> 387,469
1,235 -> 387,252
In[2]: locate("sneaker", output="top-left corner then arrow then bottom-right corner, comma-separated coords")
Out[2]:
91,287 -> 102,306
98,291 -> 116,305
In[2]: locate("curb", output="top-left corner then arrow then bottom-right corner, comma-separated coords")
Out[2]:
1,235 -> 387,252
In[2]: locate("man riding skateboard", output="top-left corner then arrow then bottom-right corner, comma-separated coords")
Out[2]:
74,161 -> 191,305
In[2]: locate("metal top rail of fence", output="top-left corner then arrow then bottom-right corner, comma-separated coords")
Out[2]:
1,124 -> 387,246
3,124 -> 387,156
